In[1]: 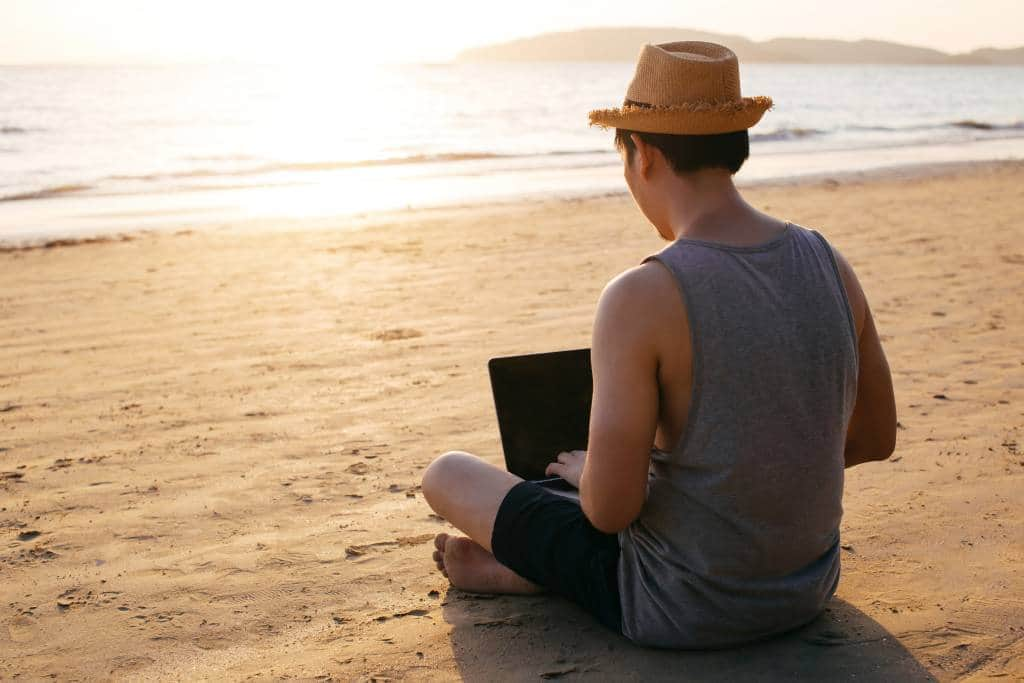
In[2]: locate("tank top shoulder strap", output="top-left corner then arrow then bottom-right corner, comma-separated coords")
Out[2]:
797,225 -> 859,351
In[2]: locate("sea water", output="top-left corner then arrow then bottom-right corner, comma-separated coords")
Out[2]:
1,62 -> 1022,243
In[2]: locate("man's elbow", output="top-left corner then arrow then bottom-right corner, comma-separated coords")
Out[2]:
581,496 -> 641,534
867,438 -> 896,464
585,510 -> 633,534
879,425 -> 897,460
845,426 -> 897,467
875,410 -> 898,461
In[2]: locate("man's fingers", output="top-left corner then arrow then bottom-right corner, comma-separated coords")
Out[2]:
545,462 -> 563,477
557,452 -> 569,464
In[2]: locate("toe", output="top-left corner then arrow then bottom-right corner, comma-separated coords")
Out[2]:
434,533 -> 449,552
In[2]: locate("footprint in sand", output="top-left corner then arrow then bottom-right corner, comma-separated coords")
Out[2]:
345,462 -> 371,475
7,614 -> 38,643
540,664 -> 581,679
345,533 -> 434,558
108,654 -> 156,672
370,328 -> 423,342
373,608 -> 431,622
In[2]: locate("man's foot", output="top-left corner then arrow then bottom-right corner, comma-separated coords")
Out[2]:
432,533 -> 542,595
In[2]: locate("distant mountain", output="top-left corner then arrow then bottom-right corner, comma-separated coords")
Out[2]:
757,38 -> 984,64
456,28 -> 1023,65
965,46 -> 1024,65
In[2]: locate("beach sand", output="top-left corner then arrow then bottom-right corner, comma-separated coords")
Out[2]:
1,161 -> 1022,681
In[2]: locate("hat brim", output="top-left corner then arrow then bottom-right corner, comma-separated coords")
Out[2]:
588,96 -> 772,135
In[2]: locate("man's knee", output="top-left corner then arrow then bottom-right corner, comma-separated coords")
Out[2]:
421,450 -> 476,506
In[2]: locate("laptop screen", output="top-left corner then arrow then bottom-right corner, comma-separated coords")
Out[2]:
488,348 -> 592,481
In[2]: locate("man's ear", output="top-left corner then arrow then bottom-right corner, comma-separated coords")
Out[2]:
630,133 -> 655,178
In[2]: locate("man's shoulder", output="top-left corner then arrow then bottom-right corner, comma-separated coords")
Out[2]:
596,261 -> 683,337
603,259 -> 678,302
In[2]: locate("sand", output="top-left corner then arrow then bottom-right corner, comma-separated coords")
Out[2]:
1,160 -> 1022,681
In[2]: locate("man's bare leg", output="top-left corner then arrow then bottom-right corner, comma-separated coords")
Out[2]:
421,451 -> 542,594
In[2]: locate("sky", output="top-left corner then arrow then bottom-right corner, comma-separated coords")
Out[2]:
2,0 -> 1022,65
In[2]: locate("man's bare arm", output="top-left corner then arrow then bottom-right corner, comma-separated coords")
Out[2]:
832,248 -> 898,468
575,265 -> 665,533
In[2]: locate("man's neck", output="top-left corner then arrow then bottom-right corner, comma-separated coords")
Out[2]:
661,170 -> 772,244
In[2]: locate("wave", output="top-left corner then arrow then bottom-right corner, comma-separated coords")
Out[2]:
109,149 -> 613,182
548,149 -> 611,156
0,184 -> 92,202
750,127 -> 824,142
9,117 -> 1019,205
728,119 -> 1022,142
0,149 -> 615,203
183,154 -> 260,162
847,119 -> 1024,133
950,119 -> 1024,131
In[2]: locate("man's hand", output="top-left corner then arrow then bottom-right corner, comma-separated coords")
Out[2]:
545,450 -> 586,489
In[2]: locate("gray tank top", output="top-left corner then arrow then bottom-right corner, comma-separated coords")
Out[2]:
617,222 -> 858,649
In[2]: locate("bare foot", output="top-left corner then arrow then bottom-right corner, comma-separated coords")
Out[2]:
432,533 -> 542,595
432,534 -> 450,578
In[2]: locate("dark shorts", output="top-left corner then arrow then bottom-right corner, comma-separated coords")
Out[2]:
490,480 -> 623,633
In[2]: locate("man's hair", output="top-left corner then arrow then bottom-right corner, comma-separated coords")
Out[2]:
613,98 -> 750,175
614,127 -> 750,175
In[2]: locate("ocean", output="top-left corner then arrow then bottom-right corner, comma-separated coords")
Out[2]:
1,62 -> 1022,244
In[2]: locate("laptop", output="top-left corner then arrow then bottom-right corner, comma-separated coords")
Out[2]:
487,348 -> 592,500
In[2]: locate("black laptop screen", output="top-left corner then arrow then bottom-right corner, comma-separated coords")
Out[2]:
488,348 -> 593,481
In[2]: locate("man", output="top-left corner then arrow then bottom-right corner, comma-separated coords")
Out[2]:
421,41 -> 896,648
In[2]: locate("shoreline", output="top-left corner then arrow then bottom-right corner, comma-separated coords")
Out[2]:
1,156 -> 1022,251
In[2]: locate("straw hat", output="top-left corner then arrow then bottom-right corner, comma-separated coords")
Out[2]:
588,41 -> 772,135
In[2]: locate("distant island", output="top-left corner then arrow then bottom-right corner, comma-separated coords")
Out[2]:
456,27 -> 1024,65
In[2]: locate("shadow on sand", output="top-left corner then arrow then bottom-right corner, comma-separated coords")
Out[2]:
442,593 -> 935,681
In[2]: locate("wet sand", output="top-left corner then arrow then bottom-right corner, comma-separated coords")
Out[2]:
1,160 -> 1022,680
